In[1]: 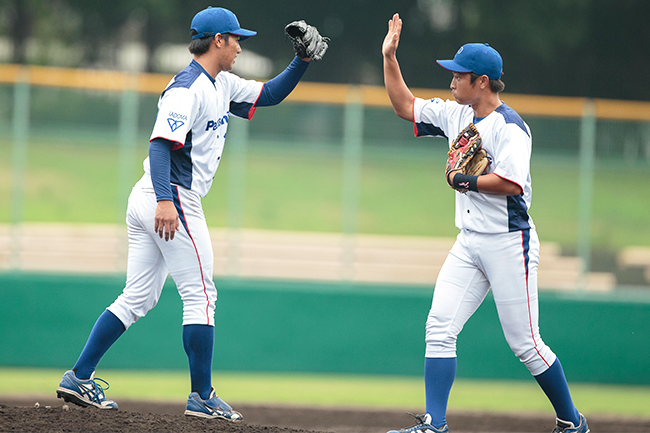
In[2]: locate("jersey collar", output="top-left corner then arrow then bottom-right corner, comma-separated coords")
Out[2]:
190,59 -> 216,84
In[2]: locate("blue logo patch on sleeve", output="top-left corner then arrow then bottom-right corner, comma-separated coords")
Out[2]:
167,118 -> 185,132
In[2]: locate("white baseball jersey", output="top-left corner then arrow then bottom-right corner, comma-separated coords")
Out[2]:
146,59 -> 264,197
413,97 -> 535,233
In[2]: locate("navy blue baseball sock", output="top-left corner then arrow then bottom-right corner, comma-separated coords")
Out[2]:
183,324 -> 214,400
425,357 -> 457,429
534,358 -> 580,425
73,309 -> 126,380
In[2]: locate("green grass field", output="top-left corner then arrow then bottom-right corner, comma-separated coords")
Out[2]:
2,133 -> 649,252
2,368 -> 650,419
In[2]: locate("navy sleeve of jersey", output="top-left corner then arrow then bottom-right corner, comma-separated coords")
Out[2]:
256,56 -> 309,107
415,122 -> 447,138
149,138 -> 174,202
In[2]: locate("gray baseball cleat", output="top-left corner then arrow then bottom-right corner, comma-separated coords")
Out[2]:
552,413 -> 590,433
184,387 -> 243,421
56,370 -> 118,409
387,413 -> 449,433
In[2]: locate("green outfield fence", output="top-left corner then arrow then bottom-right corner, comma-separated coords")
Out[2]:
1,64 -> 650,289
1,273 -> 650,384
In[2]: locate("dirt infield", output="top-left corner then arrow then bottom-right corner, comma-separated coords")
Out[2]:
2,397 -> 650,433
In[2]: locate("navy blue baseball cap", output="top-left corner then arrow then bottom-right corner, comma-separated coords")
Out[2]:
437,43 -> 503,80
190,7 -> 257,40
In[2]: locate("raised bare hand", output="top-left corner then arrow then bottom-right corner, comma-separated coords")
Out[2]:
382,13 -> 403,59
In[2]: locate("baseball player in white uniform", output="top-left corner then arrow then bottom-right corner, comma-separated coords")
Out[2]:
382,14 -> 589,433
56,7 -> 327,421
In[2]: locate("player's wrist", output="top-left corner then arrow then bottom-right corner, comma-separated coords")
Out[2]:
447,170 -> 462,186
452,173 -> 479,192
446,170 -> 455,185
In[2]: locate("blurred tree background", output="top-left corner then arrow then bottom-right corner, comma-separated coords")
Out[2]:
0,0 -> 648,100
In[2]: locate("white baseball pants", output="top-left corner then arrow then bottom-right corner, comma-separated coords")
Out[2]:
425,228 -> 556,376
108,174 -> 217,329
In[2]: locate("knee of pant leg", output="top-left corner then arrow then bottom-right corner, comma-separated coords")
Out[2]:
107,302 -> 141,330
108,279 -> 164,329
182,296 -> 216,326
425,326 -> 458,358
425,341 -> 457,358
179,281 -> 217,326
425,314 -> 459,357
518,345 -> 557,376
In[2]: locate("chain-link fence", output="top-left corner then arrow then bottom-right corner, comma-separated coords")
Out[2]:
1,65 -> 649,290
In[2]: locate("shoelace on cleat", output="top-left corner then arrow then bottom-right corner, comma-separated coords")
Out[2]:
81,377 -> 111,403
405,412 -> 428,425
401,412 -> 432,431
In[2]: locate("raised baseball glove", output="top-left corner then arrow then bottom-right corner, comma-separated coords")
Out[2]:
284,20 -> 329,61
445,123 -> 489,192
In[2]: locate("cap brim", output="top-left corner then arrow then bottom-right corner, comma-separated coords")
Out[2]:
230,28 -> 257,41
436,60 -> 472,74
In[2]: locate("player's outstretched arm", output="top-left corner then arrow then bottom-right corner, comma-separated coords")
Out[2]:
254,21 -> 329,108
255,57 -> 310,107
382,13 -> 414,122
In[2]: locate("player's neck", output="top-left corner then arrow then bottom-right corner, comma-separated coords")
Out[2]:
471,93 -> 502,118
193,53 -> 221,78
